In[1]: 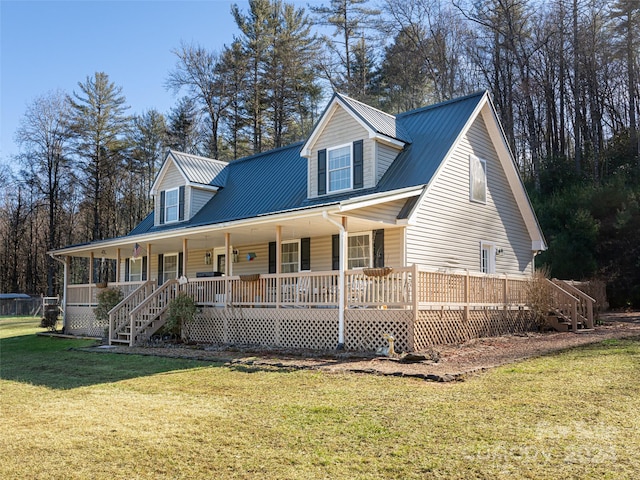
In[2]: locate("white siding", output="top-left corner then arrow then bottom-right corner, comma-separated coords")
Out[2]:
190,188 -> 214,218
376,143 -> 400,183
406,115 -> 533,275
308,106 -> 374,198
154,161 -> 188,225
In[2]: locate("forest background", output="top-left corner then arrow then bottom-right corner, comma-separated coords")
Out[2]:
1,0 -> 638,308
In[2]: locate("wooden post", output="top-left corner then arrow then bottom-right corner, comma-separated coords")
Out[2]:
464,270 -> 470,321
146,244 -> 152,282
412,263 -> 419,322
225,233 -> 230,307
182,238 -> 188,282
116,248 -> 121,284
276,225 -> 281,308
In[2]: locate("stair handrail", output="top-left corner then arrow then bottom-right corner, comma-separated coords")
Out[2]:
108,280 -> 156,345
553,279 -> 596,329
545,279 -> 582,331
129,279 -> 179,346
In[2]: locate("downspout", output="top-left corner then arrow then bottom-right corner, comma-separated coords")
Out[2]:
323,211 -> 345,349
49,253 -> 68,333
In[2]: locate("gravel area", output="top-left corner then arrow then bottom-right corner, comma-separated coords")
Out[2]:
89,311 -> 640,382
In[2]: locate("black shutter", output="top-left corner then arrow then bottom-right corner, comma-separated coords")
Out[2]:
158,254 -> 164,285
142,256 -> 148,281
125,258 -> 130,282
268,242 -> 276,273
178,186 -> 185,221
178,252 -> 184,277
353,140 -> 363,189
317,149 -> 327,195
373,229 -> 385,268
332,234 -> 340,270
301,237 -> 311,271
159,191 -> 165,224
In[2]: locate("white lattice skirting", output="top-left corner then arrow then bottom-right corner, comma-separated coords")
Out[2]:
65,306 -> 107,338
66,305 -> 537,352
413,308 -> 536,351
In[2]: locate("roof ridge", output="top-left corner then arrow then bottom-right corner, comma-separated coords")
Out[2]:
336,92 -> 397,120
230,141 -> 305,165
397,90 -> 487,119
169,149 -> 229,166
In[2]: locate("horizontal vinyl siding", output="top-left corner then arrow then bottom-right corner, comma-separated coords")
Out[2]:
309,106 -> 374,198
190,188 -> 214,218
406,115 -> 533,275
376,143 -> 400,183
348,199 -> 408,224
155,162 -> 187,225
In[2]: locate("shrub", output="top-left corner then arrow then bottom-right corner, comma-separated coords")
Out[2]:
165,293 -> 198,342
94,288 -> 124,323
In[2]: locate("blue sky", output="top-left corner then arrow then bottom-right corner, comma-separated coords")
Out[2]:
0,0 -> 316,165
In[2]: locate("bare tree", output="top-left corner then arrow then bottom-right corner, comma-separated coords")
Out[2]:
15,90 -> 73,295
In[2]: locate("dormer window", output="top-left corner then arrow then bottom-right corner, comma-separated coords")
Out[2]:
165,188 -> 179,223
317,140 -> 363,195
328,144 -> 352,192
159,185 -> 185,225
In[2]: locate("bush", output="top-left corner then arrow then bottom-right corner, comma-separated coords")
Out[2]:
94,288 -> 124,323
165,293 -> 198,342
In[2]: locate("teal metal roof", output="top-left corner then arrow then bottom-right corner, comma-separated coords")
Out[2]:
128,91 -> 487,237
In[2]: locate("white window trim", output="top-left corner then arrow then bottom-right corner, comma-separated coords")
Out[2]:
164,187 -> 180,223
347,231 -> 373,269
281,239 -> 301,273
129,257 -> 143,282
469,154 -> 487,204
163,252 -> 179,282
327,142 -> 353,193
480,241 -> 496,274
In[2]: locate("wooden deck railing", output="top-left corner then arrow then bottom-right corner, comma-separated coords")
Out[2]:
69,267 -> 534,313
550,279 -> 595,329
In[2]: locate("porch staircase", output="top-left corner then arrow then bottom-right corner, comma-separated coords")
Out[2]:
109,279 -> 179,346
545,279 -> 596,332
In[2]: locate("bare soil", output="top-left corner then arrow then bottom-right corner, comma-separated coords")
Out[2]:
91,311 -> 640,382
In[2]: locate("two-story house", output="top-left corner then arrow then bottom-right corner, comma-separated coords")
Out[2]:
52,91 -> 553,352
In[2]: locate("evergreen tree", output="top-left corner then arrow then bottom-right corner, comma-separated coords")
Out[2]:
67,72 -> 131,242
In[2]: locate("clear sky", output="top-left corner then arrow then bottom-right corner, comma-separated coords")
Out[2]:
0,0 -> 315,166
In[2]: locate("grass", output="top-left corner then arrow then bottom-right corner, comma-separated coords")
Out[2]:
1,316 -> 639,479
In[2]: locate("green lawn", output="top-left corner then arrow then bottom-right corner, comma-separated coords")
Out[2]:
1,316 -> 638,479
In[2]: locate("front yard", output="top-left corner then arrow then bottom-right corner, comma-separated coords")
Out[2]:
1,316 -> 639,479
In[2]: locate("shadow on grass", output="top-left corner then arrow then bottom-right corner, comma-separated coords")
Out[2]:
0,333 -> 224,390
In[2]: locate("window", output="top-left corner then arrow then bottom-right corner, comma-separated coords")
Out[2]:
328,144 -> 352,192
281,241 -> 300,273
470,154 -> 487,203
480,242 -> 495,274
129,258 -> 143,282
348,233 -> 371,269
164,188 -> 179,223
163,254 -> 179,283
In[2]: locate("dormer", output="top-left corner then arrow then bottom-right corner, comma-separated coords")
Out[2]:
150,150 -> 228,226
301,93 -> 411,199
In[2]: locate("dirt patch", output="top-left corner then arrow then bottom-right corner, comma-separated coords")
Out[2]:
88,311 -> 640,382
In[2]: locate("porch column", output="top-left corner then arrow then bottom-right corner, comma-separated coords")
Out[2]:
224,233 -> 231,276
182,238 -> 188,278
89,252 -> 94,284
146,243 -> 152,281
116,248 -> 121,283
62,256 -> 69,333
276,225 -> 281,308
322,212 -> 346,349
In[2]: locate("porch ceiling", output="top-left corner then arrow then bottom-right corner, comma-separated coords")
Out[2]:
55,208 -> 400,259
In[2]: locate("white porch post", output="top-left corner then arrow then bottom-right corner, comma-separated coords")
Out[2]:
116,248 -> 121,283
62,256 -> 69,332
322,212 -> 346,349
146,243 -> 152,281
276,225 -> 282,308
182,238 -> 188,279
224,233 -> 231,276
